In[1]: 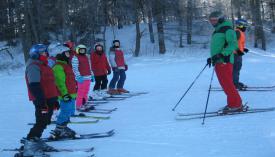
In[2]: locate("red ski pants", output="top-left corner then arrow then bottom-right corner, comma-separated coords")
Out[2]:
215,63 -> 242,108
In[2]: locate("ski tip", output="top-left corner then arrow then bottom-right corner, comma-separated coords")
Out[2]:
108,129 -> 115,134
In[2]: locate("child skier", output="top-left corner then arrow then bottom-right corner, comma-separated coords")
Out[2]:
23,44 -> 59,157
90,43 -> 111,99
108,40 -> 129,95
71,44 -> 92,111
233,19 -> 249,90
48,43 -> 77,139
63,40 -> 76,65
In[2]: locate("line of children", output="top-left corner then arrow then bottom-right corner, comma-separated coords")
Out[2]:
23,40 -> 129,156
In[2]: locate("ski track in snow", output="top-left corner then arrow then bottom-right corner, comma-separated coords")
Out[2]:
1,52 -> 275,157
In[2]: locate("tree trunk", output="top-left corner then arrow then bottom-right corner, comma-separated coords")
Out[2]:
19,0 -> 35,62
147,8 -> 155,43
26,0 -> 39,43
156,16 -> 166,54
134,21 -> 141,57
153,0 -> 166,54
250,0 -> 266,50
134,0 -> 141,57
231,0 -> 235,28
271,0 -> 275,33
232,0 -> 241,19
61,0 -> 67,41
186,0 -> 192,45
179,17 -> 184,48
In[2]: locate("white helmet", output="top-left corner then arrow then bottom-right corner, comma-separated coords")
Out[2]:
48,42 -> 70,57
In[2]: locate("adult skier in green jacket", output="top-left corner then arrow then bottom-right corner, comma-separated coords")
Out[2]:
207,11 -> 245,113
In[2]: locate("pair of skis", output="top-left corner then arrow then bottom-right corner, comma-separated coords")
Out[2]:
88,91 -> 149,102
176,107 -> 275,121
28,108 -> 116,125
82,107 -> 118,114
72,113 -> 110,120
44,129 -> 115,142
4,147 -> 95,153
211,85 -> 275,92
5,130 -> 115,156
88,95 -> 128,102
11,149 -> 95,157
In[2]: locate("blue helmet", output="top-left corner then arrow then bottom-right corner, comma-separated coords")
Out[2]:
29,44 -> 48,59
235,19 -> 248,28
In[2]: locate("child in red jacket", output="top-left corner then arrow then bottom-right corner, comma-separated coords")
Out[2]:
108,40 -> 129,95
91,43 -> 111,98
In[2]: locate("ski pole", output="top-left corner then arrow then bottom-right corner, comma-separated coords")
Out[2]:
202,68 -> 215,125
172,63 -> 208,111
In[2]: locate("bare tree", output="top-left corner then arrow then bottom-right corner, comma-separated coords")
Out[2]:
186,0 -> 193,45
250,0 -> 266,50
153,0 -> 166,54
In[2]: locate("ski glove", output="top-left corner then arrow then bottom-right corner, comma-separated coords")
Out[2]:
211,54 -> 230,65
244,48 -> 249,53
112,67 -> 119,72
207,58 -> 212,67
107,69 -> 111,75
91,75 -> 95,82
125,65 -> 128,71
76,76 -> 84,83
62,94 -> 72,102
236,49 -> 244,56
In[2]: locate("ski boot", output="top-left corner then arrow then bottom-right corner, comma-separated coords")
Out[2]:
77,105 -> 92,112
99,89 -> 111,98
238,82 -> 247,88
21,138 -> 51,157
20,137 -> 56,152
117,88 -> 129,93
107,88 -> 120,95
91,90 -> 104,100
221,104 -> 248,114
234,83 -> 245,91
50,125 -> 76,140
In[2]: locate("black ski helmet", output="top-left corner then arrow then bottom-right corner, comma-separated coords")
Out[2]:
209,11 -> 225,25
94,43 -> 104,51
112,40 -> 120,48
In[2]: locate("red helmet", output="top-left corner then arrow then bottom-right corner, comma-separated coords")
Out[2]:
64,41 -> 74,50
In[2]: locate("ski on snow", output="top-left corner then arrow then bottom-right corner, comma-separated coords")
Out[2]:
176,107 -> 275,120
82,107 -> 118,114
43,129 -> 115,142
212,85 -> 275,89
72,113 -> 110,120
115,91 -> 149,97
28,119 -> 100,125
211,86 -> 275,91
3,146 -> 95,153
86,100 -> 109,105
210,88 -> 272,92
